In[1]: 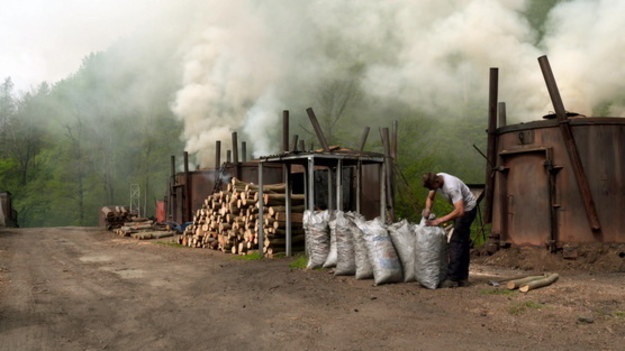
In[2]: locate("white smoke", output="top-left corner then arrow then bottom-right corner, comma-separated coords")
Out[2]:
170,0 -> 625,166
543,0 -> 625,116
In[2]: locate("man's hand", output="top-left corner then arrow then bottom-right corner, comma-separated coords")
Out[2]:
425,218 -> 442,226
421,209 -> 431,218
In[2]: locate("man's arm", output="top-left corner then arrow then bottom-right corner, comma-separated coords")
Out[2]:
422,190 -> 436,218
426,199 -> 465,226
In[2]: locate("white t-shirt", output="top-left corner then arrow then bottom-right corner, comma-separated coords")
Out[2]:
436,173 -> 476,211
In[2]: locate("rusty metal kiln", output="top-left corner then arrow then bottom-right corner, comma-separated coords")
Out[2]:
484,56 -> 625,249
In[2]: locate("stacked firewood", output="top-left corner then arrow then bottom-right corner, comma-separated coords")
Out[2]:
101,206 -> 130,230
178,178 -> 306,257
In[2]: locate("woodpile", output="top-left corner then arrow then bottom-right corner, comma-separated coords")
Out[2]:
112,218 -> 174,240
178,177 -> 306,257
101,206 -> 130,229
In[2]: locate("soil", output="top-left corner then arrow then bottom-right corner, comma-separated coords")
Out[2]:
1,227 -> 624,351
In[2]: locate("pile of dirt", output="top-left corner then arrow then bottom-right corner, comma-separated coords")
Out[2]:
472,243 -> 625,273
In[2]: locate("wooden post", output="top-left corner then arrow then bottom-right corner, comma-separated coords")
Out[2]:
359,127 -> 370,152
306,107 -> 330,151
484,67 -> 499,224
538,55 -> 601,232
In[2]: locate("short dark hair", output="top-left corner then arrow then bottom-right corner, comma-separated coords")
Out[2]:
422,172 -> 439,189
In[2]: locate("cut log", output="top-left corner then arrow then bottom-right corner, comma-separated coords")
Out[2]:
519,273 -> 559,293
262,193 -> 305,205
268,206 -> 305,216
263,234 -> 305,246
506,275 -> 546,290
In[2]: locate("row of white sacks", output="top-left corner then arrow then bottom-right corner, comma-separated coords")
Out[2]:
303,210 -> 448,289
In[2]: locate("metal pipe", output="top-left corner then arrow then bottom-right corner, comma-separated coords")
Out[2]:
226,150 -> 231,163
359,127 -> 370,152
306,107 -> 330,151
241,141 -> 247,162
307,156 -> 315,211
498,102 -> 507,128
545,149 -> 560,252
538,55 -> 601,232
299,140 -> 306,152
284,164 -> 292,257
484,67 -> 499,224
283,110 -> 289,152
327,167 -> 334,211
291,135 -> 299,152
380,127 -> 394,222
215,141 -> 221,169
232,132 -> 239,165
258,162 -> 264,255
356,160 -> 361,214
170,155 -> 176,221
184,151 -> 191,222
380,162 -> 386,222
336,159 -> 343,211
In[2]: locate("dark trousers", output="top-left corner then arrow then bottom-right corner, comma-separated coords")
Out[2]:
448,206 -> 478,281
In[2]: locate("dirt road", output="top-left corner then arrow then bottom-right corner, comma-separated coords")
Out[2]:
1,227 -> 623,350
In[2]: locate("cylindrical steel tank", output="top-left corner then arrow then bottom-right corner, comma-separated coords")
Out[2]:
491,116 -> 625,246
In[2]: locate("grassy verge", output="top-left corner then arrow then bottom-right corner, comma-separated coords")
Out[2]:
508,301 -> 546,315
480,289 -> 517,296
155,241 -> 186,248
231,252 -> 264,261
288,255 -> 308,269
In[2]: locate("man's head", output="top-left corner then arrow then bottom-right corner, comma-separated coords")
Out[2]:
422,172 -> 443,190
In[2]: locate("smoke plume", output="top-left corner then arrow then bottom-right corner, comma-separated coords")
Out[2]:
167,0 -> 625,166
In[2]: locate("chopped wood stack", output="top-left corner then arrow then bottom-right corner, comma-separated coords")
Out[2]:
178,177 -> 306,257
101,206 -> 130,229
114,219 -> 154,237
113,218 -> 175,240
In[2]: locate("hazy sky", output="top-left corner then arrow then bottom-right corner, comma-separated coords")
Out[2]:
3,0 -> 625,166
0,0 -> 160,92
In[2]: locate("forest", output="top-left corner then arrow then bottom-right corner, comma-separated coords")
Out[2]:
0,0 -> 564,228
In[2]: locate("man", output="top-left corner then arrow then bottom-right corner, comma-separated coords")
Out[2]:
421,172 -> 477,288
